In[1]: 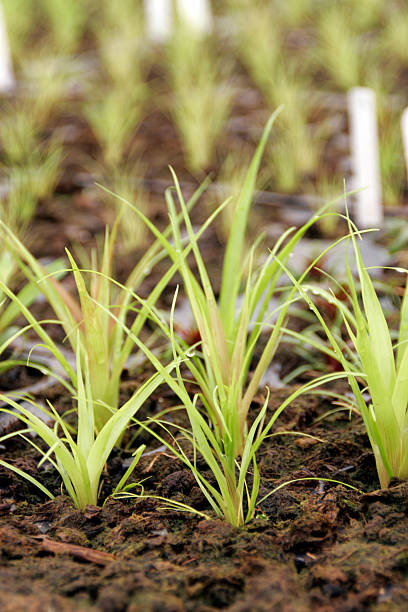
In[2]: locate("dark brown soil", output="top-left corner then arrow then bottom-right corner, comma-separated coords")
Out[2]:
1,374 -> 408,611
1,66 -> 407,611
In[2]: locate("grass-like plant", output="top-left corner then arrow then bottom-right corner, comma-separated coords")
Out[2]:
235,4 -> 321,191
315,6 -> 362,91
381,9 -> 408,66
84,86 -> 147,169
40,0 -> 87,54
0,342 -> 173,509
0,222 -> 162,433
0,253 -> 64,348
100,165 -> 148,254
93,0 -> 147,88
235,4 -> 282,103
0,136 -> 62,346
0,180 -> 216,433
0,105 -> 41,167
165,24 -> 233,174
377,108 -> 405,207
110,114 -> 346,525
85,0 -> 149,170
2,0 -> 36,59
284,213 -> 408,489
5,139 -> 62,205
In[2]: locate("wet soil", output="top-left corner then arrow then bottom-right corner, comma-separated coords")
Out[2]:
1,61 -> 408,611
1,377 -> 408,612
1,166 -> 408,609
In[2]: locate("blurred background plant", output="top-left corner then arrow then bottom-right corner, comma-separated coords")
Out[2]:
83,0 -> 149,171
165,18 -> 233,175
1,0 -> 407,221
99,162 -> 149,254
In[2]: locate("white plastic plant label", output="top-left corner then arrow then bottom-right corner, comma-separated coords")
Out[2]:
0,2 -> 15,93
176,0 -> 213,34
144,0 -> 173,43
347,87 -> 383,228
401,107 -> 408,181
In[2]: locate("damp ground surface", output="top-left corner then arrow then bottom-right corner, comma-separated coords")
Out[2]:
1,194 -> 407,611
1,379 -> 408,612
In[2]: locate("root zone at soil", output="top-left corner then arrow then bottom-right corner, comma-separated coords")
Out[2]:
1,377 -> 408,611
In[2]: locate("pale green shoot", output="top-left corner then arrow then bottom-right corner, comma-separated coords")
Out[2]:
101,138 -> 350,525
40,0 -> 86,54
92,283 -> 349,526
84,86 -> 147,168
343,235 -> 408,488
274,216 -> 408,489
315,6 -> 361,91
0,341 -> 172,509
151,128 -> 340,456
166,23 -> 233,174
0,179 -> 221,433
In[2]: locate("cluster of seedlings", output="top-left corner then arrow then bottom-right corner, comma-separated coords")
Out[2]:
1,114 -> 407,529
2,5 -> 408,610
1,0 -> 408,241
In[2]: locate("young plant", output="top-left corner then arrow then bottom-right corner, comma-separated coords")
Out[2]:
165,24 -> 233,174
235,4 -> 321,191
113,115 -> 345,525
100,165 -> 148,254
0,138 -> 62,345
378,110 -> 405,207
212,150 -> 253,244
286,216 -> 408,489
0,104 -> 42,167
40,0 -> 87,54
0,342 -> 173,509
2,0 -> 36,59
124,300 -> 342,527
84,85 -> 147,169
0,225 -> 156,433
340,249 -> 408,488
315,6 -> 362,91
93,0 -> 148,88
0,180 -> 215,433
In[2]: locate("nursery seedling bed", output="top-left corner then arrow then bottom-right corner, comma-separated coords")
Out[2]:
1,383 -> 407,611
1,142 -> 407,610
2,3 -> 408,609
1,145 -> 407,609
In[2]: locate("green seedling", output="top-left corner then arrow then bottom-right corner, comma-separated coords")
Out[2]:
2,0 -> 36,58
0,223 -> 160,434
211,150 -> 254,244
84,85 -> 147,168
315,6 -> 362,91
0,137 -> 62,347
282,207 -> 408,489
235,4 -> 321,191
0,341 -> 174,509
100,165 -> 148,254
378,112 -> 405,207
109,115 -> 347,526
0,179 -> 215,434
94,0 -> 148,87
336,243 -> 408,489
40,0 -> 86,54
166,24 -> 232,174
